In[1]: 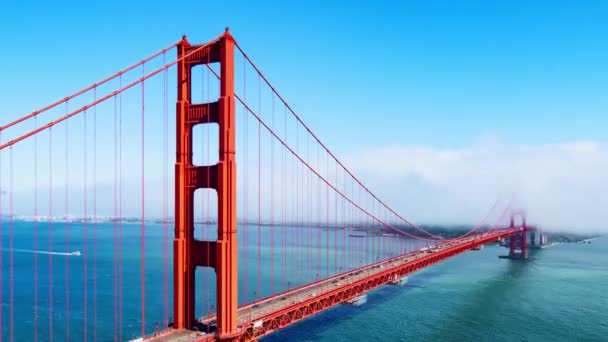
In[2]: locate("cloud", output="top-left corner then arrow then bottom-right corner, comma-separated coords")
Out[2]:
6,131 -> 606,234
343,136 -> 608,233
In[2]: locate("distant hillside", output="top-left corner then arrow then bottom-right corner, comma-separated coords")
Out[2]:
375,223 -> 601,243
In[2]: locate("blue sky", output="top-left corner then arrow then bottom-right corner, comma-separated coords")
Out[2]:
1,1 -> 607,231
2,0 -> 607,147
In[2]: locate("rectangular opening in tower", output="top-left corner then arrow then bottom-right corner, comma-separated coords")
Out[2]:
191,63 -> 221,105
194,188 -> 218,241
192,123 -> 219,167
194,261 -> 218,322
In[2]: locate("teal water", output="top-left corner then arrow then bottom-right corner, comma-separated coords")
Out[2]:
1,221 -> 423,341
1,221 -> 606,341
265,237 -> 608,342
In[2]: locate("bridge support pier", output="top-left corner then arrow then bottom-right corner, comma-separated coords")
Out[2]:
174,29 -> 238,338
506,231 -> 528,259
500,211 -> 530,260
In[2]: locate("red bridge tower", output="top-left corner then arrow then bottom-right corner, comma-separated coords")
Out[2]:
505,210 -> 536,259
174,29 -> 238,338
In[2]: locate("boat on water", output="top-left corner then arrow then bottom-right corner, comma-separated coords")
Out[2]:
472,245 -> 484,251
345,294 -> 367,306
71,250 -> 81,256
389,276 -> 408,285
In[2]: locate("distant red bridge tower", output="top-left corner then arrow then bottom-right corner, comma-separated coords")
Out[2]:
503,210 -> 537,259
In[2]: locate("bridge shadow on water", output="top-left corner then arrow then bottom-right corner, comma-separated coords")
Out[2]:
263,250 -> 539,341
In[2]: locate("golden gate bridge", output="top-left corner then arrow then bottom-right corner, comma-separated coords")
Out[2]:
0,29 -> 539,341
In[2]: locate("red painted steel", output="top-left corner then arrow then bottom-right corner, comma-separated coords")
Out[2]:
507,211 -> 533,259
173,29 -> 238,337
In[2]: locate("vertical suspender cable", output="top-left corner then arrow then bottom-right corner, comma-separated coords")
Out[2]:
334,160 -> 337,274
307,135 -> 312,281
119,75 -> 123,342
325,149 -> 329,278
352,181 -> 355,268
281,106 -> 286,291
162,53 -> 169,329
270,93 -> 275,295
34,116 -> 39,342
48,128 -> 54,342
113,95 -> 118,341
243,58 -> 249,304
316,145 -> 322,278
290,132 -> 295,290
257,74 -> 262,301
376,202 -> 380,262
93,88 -> 98,342
306,136 -> 310,281
332,163 -> 340,274
9,147 -> 14,342
0,132 -> 3,342
295,123 -> 299,286
83,108 -> 88,342
0,133 -> 3,342
203,60 -> 209,317
206,57 -> 212,317
140,64 -> 146,339
305,136 -> 309,281
365,192 -> 369,266
65,104 -> 70,342
341,170 -> 345,272
306,135 -> 317,280
205,61 -> 211,327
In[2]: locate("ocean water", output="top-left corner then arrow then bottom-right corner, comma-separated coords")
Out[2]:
265,237 -> 608,342
1,221 -> 606,341
0,221 -> 424,341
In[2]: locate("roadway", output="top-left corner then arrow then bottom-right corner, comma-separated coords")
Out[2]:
146,229 -> 519,341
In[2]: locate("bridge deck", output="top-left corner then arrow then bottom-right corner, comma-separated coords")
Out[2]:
145,229 -> 520,341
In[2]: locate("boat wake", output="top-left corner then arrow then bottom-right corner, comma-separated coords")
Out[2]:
3,248 -> 81,256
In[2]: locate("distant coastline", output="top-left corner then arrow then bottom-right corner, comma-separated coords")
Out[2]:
4,216 -> 602,244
